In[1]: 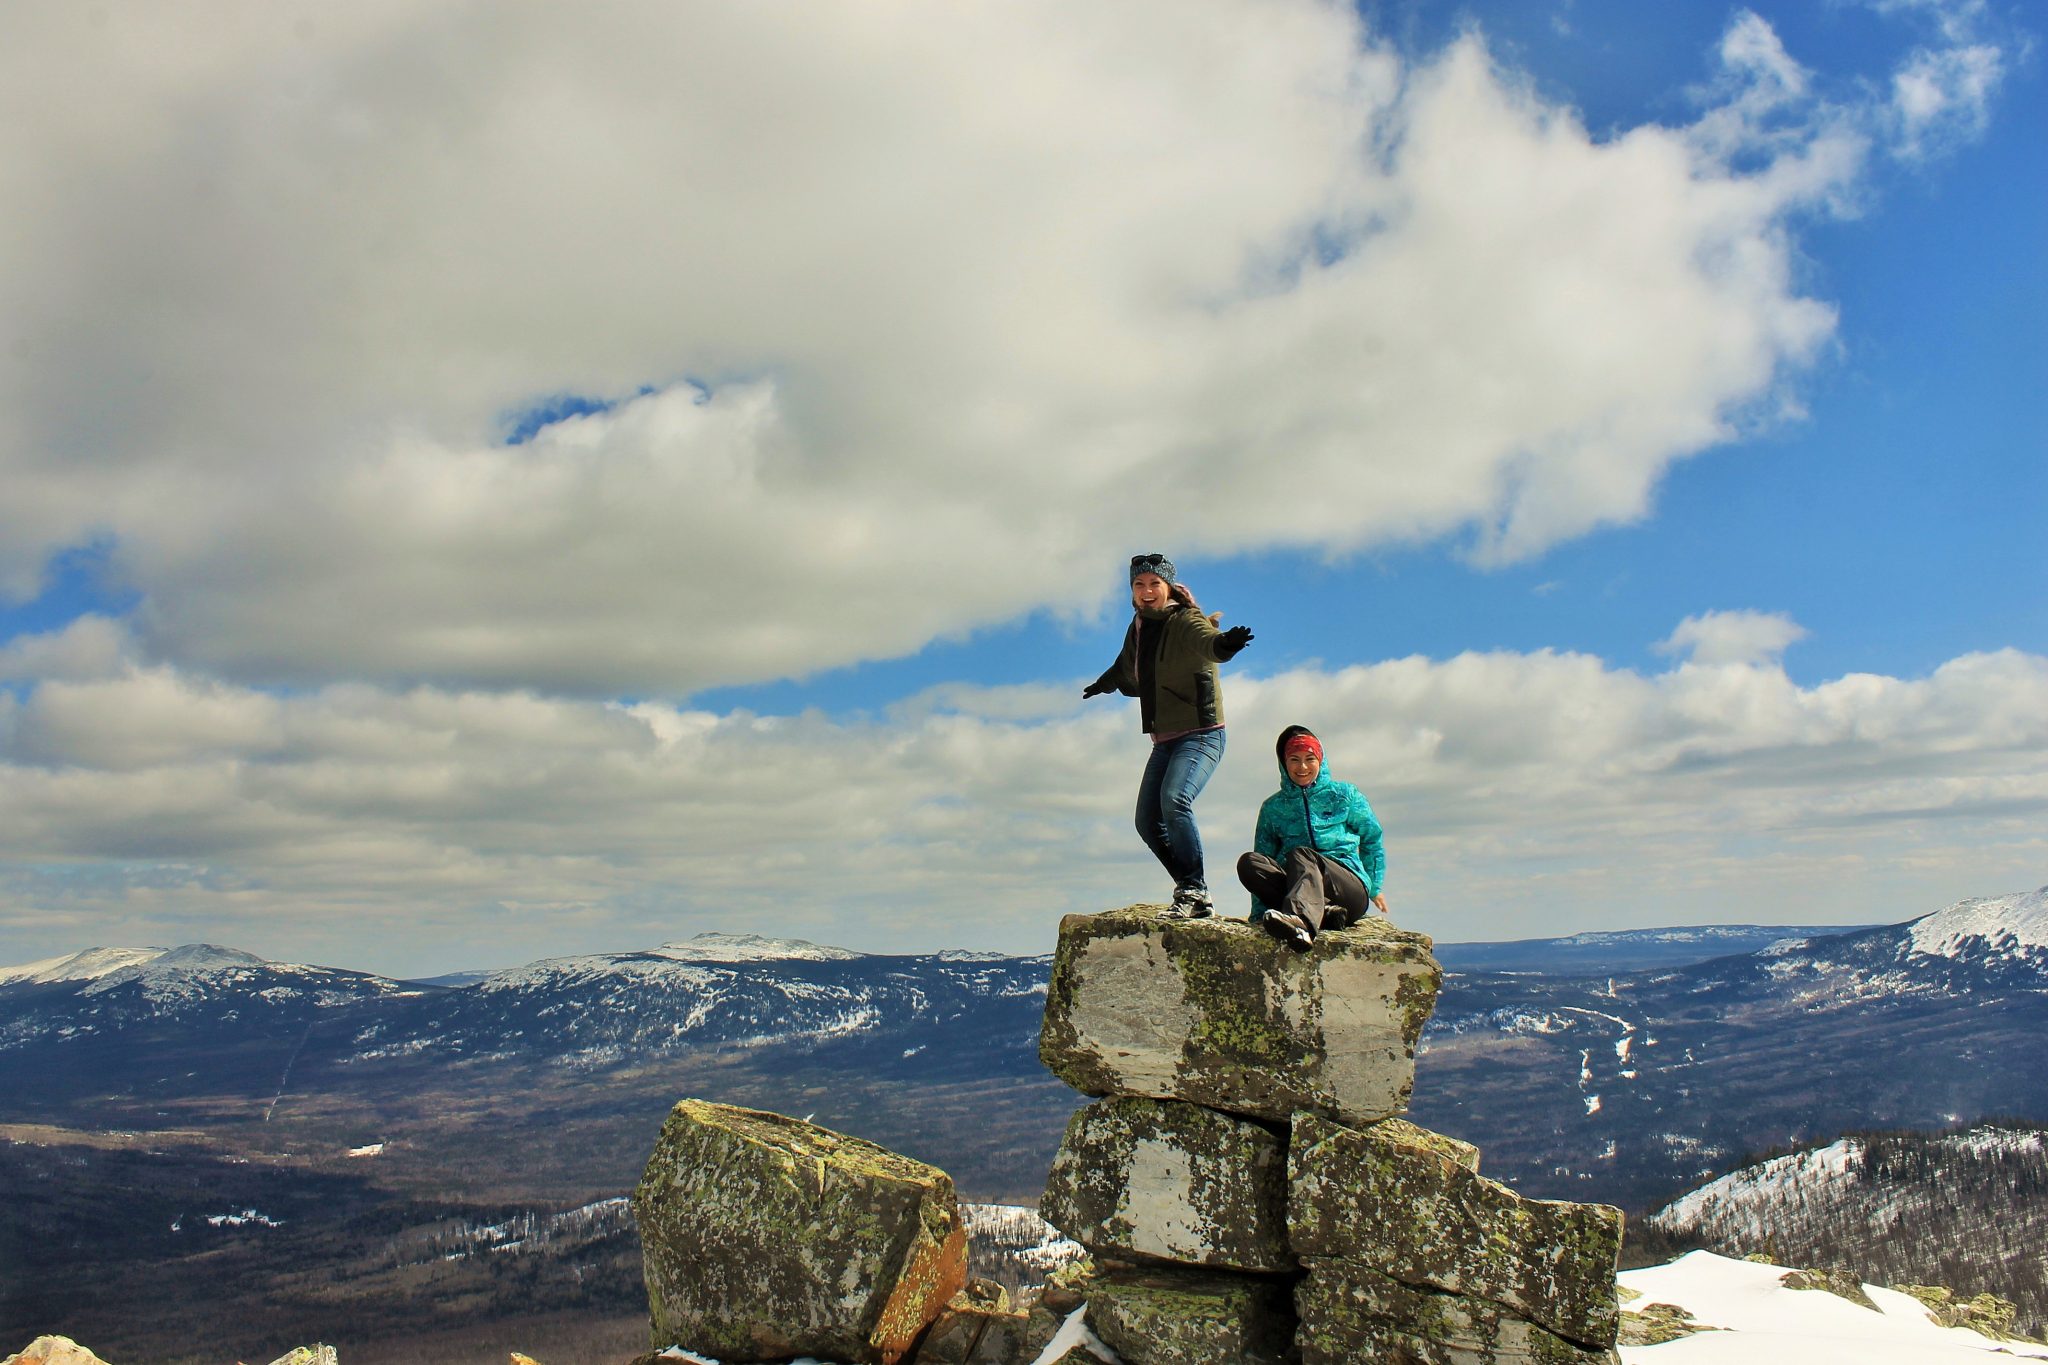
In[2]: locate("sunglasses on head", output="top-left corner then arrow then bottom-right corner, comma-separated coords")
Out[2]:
1130,553 -> 1167,567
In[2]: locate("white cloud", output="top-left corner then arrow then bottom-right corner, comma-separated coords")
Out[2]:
1890,43 -> 2005,154
1656,609 -> 1809,666
0,2 -> 1869,693
2,630 -> 2041,973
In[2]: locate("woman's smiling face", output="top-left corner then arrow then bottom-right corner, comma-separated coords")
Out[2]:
1131,572 -> 1172,611
1286,749 -> 1321,787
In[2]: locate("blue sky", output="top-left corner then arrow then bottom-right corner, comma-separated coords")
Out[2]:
0,0 -> 2041,975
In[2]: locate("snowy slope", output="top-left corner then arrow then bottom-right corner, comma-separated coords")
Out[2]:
1619,1251 -> 2048,1363
1907,885 -> 2048,963
0,946 -> 167,985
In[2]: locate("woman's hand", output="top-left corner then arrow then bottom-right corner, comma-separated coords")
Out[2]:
1371,893 -> 1389,915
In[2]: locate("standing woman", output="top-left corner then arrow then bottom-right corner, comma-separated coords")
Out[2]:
1083,553 -> 1253,918
1238,724 -> 1387,950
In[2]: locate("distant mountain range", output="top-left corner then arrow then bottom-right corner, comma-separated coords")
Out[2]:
3,890 -> 2045,1211
1431,922 -> 1879,975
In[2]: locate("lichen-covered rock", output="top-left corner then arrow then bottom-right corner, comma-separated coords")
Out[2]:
1039,907 -> 1441,1126
1894,1284 -> 2025,1339
633,1099 -> 967,1364
1299,1262 -> 1620,1364
912,1302 -> 1030,1364
1617,1301 -> 1715,1346
1,1339 -> 113,1365
1040,1096 -> 1292,1272
259,1352 -> 338,1365
1289,1113 -> 1621,1348
1084,1264 -> 1297,1365
1779,1267 -> 1877,1312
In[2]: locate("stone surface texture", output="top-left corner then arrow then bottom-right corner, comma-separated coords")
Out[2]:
1039,907 -> 1442,1126
1289,1113 -> 1622,1348
634,1098 -> 967,1364
911,1301 -> 1029,1364
1040,1095 -> 1292,1272
0,1341 -> 113,1365
1299,1262 -> 1622,1364
1083,1264 -> 1298,1365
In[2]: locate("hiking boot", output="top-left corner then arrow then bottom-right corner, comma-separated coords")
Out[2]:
1170,883 -> 1215,919
1258,910 -> 1312,952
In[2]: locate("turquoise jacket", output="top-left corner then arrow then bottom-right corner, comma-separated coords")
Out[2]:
1249,763 -> 1384,916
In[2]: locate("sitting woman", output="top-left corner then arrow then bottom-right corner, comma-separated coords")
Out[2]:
1238,725 -> 1387,950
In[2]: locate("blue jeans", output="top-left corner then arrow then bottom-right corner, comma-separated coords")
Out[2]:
1134,727 -> 1226,889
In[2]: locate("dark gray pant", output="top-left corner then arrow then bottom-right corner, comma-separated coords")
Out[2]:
1237,847 -> 1369,934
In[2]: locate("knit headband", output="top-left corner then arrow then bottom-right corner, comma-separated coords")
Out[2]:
1283,733 -> 1323,762
1129,552 -> 1178,585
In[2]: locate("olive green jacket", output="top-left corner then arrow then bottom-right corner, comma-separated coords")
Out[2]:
1091,606 -> 1230,734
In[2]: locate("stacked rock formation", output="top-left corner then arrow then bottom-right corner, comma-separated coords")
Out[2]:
1037,905 -> 1625,1364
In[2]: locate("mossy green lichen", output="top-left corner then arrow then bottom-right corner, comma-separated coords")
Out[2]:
633,1098 -> 964,1363
1618,1301 -> 1716,1346
1779,1267 -> 1878,1313
1298,1261 -> 1620,1365
1085,1264 -> 1296,1365
1891,1285 -> 2029,1341
1288,1112 -> 1622,1349
1039,907 -> 1441,1125
1041,1095 -> 1294,1272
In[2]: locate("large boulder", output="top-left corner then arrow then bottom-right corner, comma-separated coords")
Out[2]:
1289,1113 -> 1622,1349
1083,1264 -> 1297,1365
2,1341 -> 112,1365
1298,1263 -> 1622,1364
1040,1096 -> 1292,1272
634,1099 -> 967,1364
1038,907 -> 1441,1126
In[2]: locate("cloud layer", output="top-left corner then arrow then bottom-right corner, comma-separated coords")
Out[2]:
5,1 -> 1986,694
3,618 -> 2041,973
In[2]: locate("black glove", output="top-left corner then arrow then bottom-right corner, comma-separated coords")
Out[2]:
1082,681 -> 1112,699
1216,625 -> 1254,660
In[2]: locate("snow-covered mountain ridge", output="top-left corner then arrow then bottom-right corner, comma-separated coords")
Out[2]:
1907,885 -> 2048,962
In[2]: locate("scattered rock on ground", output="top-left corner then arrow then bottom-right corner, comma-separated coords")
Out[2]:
635,1099 -> 967,1365
1892,1284 -> 2025,1338
1618,1301 -> 1716,1347
1779,1267 -> 1878,1313
1040,1095 -> 1292,1272
1038,907 -> 1442,1127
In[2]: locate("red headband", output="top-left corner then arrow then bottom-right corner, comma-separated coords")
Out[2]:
1283,734 -> 1323,762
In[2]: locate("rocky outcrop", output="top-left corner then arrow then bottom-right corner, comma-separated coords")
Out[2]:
1039,1096 -> 1292,1273
1,1340 -> 112,1365
633,1099 -> 967,1364
1039,907 -> 1440,1127
1290,1112 -> 1623,1347
1037,906 -> 1624,1365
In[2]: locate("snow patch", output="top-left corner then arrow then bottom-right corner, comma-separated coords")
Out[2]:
1617,1249 -> 2048,1362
